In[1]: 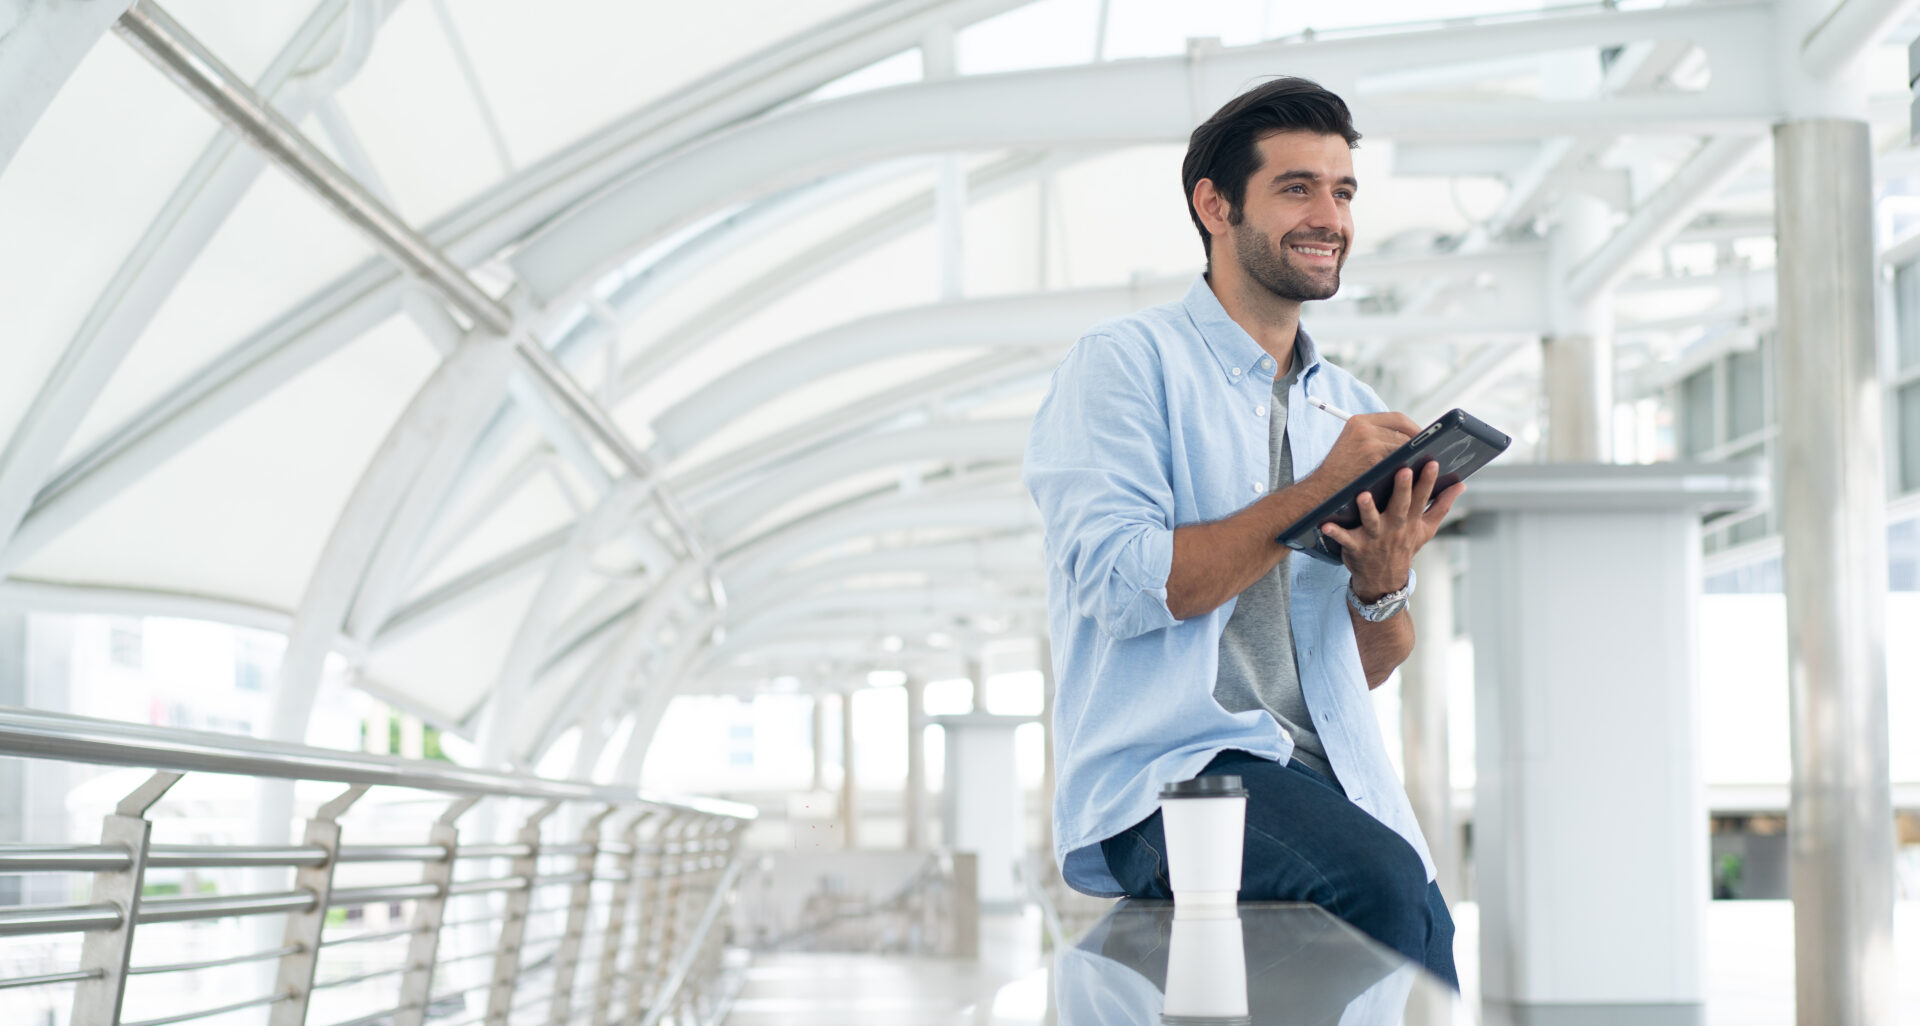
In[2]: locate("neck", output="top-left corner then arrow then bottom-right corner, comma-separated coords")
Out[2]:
1205,265 -> 1299,374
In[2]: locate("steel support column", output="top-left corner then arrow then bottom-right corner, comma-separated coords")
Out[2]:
1773,116 -> 1896,1026
905,675 -> 927,849
1400,544 -> 1458,900
840,691 -> 859,850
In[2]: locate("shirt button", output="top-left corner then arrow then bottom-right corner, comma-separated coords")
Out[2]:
1260,357 -> 1273,369
1251,482 -> 1264,494
1255,405 -> 1267,417
1231,367 -> 1242,377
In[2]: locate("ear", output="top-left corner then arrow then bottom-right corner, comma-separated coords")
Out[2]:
1192,177 -> 1234,242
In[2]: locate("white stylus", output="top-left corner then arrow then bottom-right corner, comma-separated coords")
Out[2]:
1305,396 -> 1353,422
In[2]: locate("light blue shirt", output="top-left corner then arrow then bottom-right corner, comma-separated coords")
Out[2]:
1023,274 -> 1435,896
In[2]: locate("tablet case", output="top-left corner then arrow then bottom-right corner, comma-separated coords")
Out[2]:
1278,408 -> 1510,565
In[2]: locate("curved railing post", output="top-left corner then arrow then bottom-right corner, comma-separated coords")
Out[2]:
547,804 -> 612,1024
486,800 -> 560,1026
394,794 -> 480,1026
70,771 -> 182,1026
267,783 -> 367,1026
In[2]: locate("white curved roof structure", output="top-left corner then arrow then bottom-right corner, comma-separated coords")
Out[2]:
3,0 -> 1915,774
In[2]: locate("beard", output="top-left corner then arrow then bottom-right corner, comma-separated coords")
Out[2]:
1231,219 -> 1345,302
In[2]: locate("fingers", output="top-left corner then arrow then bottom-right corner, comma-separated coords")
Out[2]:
1385,467 -> 1414,520
1409,460 -> 1440,512
1319,521 -> 1356,550
1422,481 -> 1466,528
1356,487 -> 1385,532
1363,411 -> 1423,438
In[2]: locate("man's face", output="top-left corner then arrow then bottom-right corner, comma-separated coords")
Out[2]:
1225,130 -> 1356,303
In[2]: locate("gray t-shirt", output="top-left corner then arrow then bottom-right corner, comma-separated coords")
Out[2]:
1213,359 -> 1335,782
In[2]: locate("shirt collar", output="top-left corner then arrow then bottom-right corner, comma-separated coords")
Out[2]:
1181,273 -> 1323,384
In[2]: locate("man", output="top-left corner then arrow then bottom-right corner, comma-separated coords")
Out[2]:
1022,77 -> 1464,986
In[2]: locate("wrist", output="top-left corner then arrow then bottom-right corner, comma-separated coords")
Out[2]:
1350,571 -> 1409,604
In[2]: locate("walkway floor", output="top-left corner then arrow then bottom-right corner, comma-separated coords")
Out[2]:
724,901 -> 1920,1025
722,910 -> 1049,1026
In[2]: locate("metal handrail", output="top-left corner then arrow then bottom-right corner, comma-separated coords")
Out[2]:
0,705 -> 754,1026
0,707 -> 756,820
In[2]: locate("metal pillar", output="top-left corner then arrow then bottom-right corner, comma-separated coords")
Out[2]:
905,675 -> 927,849
1540,38 -> 1611,463
840,690 -> 859,850
1774,116 -> 1895,1026
1543,191 -> 1613,463
810,696 -> 827,793
1400,543 -> 1458,900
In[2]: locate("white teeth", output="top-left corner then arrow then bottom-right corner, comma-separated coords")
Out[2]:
1292,245 -> 1335,256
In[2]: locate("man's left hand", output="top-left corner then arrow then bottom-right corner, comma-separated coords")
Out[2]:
1320,461 -> 1465,601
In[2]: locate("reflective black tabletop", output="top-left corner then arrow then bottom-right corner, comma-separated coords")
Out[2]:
1054,901 -> 1471,1025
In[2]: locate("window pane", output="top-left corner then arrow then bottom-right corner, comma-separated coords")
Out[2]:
1726,347 -> 1765,440
1898,381 -> 1920,494
1681,368 -> 1717,458
1899,262 -> 1920,371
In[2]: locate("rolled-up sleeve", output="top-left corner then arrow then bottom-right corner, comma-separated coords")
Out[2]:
1023,334 -> 1180,640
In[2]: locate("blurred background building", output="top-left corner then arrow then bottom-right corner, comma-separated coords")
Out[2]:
0,0 -> 1917,1023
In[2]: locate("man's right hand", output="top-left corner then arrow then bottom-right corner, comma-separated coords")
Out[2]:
1307,412 -> 1423,500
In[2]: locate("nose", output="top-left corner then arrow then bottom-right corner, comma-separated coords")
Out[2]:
1304,188 -> 1342,233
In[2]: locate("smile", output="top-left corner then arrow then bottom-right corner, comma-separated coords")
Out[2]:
1290,244 -> 1338,258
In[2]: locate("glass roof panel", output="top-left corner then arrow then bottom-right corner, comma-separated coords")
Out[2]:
364,573 -> 542,724
0,41 -> 219,443
16,316 -> 438,611
406,467 -> 577,600
330,0 -> 511,224
62,158 -> 384,462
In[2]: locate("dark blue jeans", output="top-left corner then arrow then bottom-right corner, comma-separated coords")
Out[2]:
1100,750 -> 1458,989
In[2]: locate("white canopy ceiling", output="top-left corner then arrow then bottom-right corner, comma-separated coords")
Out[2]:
2,0 -> 1913,773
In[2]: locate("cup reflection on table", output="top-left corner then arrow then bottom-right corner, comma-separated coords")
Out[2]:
1160,907 -> 1250,1025
1054,901 -> 1423,1026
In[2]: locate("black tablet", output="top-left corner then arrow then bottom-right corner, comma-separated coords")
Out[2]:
1277,408 -> 1511,565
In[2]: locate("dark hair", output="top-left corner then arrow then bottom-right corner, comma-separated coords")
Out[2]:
1181,77 -> 1361,260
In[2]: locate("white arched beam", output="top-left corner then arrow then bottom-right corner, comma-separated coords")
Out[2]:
697,419 -> 1032,543
0,0 -> 137,173
0,0 -> 1026,576
510,1 -> 1776,305
263,333 -> 516,746
651,283 -> 1177,459
0,1 -> 391,577
604,148 -> 1078,396
475,478 -> 663,767
719,473 -> 1033,595
727,534 -> 1041,624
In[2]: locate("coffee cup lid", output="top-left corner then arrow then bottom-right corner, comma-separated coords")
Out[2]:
1159,775 -> 1247,799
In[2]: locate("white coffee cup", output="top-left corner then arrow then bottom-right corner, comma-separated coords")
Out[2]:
1158,775 -> 1248,912
1161,913 -> 1251,1024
